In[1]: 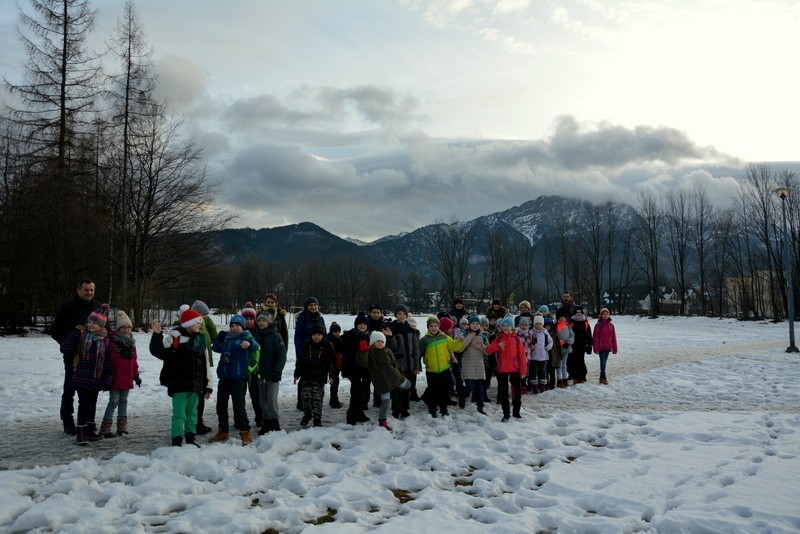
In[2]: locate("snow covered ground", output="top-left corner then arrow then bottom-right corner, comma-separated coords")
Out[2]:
0,315 -> 798,533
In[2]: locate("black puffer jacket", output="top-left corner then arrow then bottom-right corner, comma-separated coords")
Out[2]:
294,339 -> 334,385
51,296 -> 99,344
150,328 -> 211,397
340,328 -> 370,380
254,325 -> 287,382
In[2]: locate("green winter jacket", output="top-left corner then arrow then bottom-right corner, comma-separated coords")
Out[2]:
355,346 -> 405,395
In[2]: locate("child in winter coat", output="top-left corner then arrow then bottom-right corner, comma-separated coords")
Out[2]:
294,324 -> 335,427
149,305 -> 213,447
209,315 -> 260,445
568,307 -> 592,384
592,308 -> 618,384
100,310 -> 140,438
386,305 -> 421,420
356,331 -> 412,431
294,297 -> 325,411
253,311 -> 287,434
60,304 -> 115,445
554,315 -> 574,387
528,315 -> 554,393
515,317 -> 535,392
457,316 -> 488,414
418,316 -> 464,418
327,323 -> 344,409
544,317 -> 560,390
486,316 -> 527,421
341,313 -> 372,425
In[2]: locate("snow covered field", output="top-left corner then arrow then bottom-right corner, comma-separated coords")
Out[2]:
0,315 -> 798,533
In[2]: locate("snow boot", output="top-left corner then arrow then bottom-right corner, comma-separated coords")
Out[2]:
185,433 -> 200,448
63,417 -> 77,436
171,436 -> 183,447
599,377 -> 609,385
208,431 -> 229,442
86,422 -> 103,441
313,417 -> 322,427
100,420 -> 115,438
271,419 -> 281,432
240,430 -> 252,445
329,398 -> 343,409
258,421 -> 270,436
378,419 -> 393,432
196,422 -> 212,436
458,396 -> 466,409
116,417 -> 128,436
501,414 -> 510,422
300,413 -> 312,426
76,425 -> 88,445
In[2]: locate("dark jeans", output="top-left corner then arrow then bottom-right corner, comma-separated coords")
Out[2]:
330,370 -> 340,402
61,358 -> 77,420
75,386 -> 99,426
197,392 -> 206,425
348,374 -> 369,417
217,379 -> 249,431
248,374 -> 262,423
463,379 -> 485,408
496,373 -> 521,417
598,350 -> 610,378
390,371 -> 414,414
426,371 -> 451,415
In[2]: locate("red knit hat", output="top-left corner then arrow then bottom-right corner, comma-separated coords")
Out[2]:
179,304 -> 203,328
439,316 -> 454,334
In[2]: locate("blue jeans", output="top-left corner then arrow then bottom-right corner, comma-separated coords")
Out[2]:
598,351 -> 610,378
558,352 -> 569,379
102,389 -> 130,422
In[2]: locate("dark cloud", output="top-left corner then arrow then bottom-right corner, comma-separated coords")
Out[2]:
208,111 -> 745,240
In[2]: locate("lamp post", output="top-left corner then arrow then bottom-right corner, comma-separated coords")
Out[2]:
775,186 -> 799,352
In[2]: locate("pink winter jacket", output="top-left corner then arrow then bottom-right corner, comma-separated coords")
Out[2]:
592,317 -> 617,354
486,331 -> 527,377
108,330 -> 140,391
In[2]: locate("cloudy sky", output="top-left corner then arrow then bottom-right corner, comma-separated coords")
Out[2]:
1,0 -> 798,241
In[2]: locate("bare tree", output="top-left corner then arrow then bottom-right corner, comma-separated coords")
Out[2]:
484,225 -> 516,306
664,189 -> 691,315
576,203 -> 606,311
634,191 -> 663,317
691,185 -> 713,314
427,219 -> 474,304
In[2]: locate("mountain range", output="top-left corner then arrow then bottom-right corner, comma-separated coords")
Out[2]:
206,195 -> 641,279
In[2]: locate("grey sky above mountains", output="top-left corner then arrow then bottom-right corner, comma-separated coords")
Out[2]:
1,0 -> 797,241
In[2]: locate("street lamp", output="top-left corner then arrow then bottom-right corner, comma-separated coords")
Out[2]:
775,186 -> 799,352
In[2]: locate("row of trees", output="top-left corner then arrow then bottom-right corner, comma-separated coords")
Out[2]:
0,0 -> 231,326
216,163 -> 799,320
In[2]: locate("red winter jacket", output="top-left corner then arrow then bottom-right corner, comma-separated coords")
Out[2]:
486,331 -> 527,377
592,317 -> 617,354
109,330 -> 140,390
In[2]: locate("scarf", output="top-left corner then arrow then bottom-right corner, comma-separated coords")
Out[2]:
111,331 -> 136,359
81,329 -> 107,378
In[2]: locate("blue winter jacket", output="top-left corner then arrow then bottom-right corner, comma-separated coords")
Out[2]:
213,330 -> 260,381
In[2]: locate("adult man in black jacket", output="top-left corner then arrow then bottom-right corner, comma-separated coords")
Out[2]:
51,279 -> 99,435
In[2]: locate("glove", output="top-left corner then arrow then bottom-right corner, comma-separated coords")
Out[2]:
358,340 -> 369,352
134,376 -> 142,387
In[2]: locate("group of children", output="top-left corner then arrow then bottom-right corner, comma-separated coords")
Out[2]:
58,294 -> 617,446
59,305 -> 141,445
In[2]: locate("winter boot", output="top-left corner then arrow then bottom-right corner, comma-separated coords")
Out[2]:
196,422 -> 212,436
240,430 -> 252,445
346,414 -> 358,425
100,420 -> 115,438
501,414 -> 510,422
313,417 -> 322,427
539,384 -> 547,394
171,436 -> 183,447
86,422 -> 103,441
329,398 -> 343,409
300,413 -> 312,426
378,419 -> 393,432
599,377 -> 609,385
116,417 -> 128,436
271,419 -> 281,432
458,396 -> 466,409
208,431 -> 229,442
357,412 -> 370,423
258,421 -> 270,436
76,425 -> 88,446
185,433 -> 200,448
63,417 -> 77,436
